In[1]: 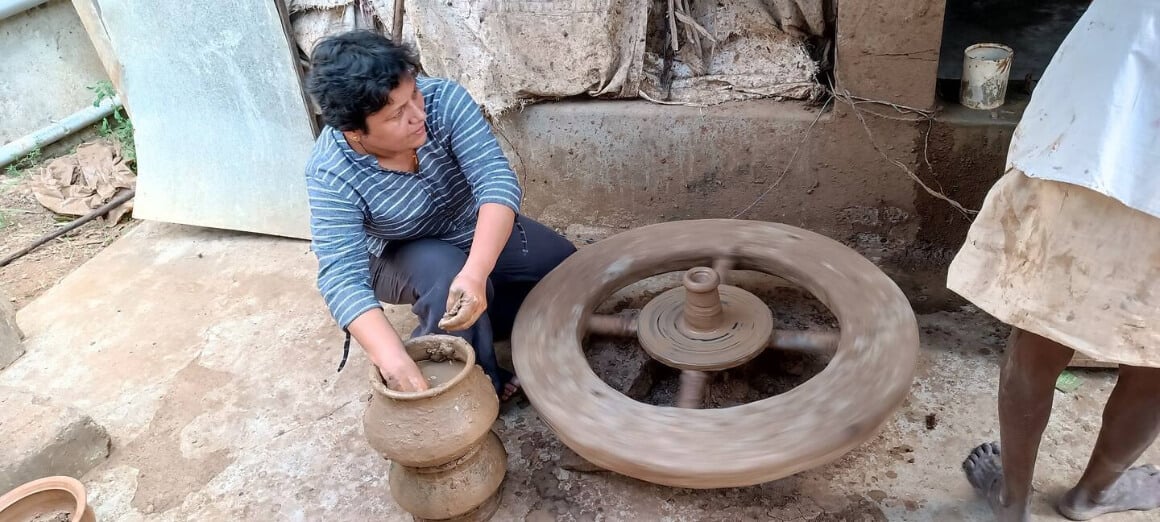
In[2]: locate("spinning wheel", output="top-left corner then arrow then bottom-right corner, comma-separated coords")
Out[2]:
511,220 -> 919,489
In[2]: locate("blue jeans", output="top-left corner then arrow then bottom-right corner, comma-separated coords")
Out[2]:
369,215 -> 576,394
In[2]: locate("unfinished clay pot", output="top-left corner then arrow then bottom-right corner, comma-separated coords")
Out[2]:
388,430 -> 507,522
364,335 -> 499,468
364,335 -> 507,521
0,476 -> 96,522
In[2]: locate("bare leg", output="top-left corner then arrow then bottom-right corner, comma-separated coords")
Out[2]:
963,329 -> 1074,522
1058,365 -> 1160,520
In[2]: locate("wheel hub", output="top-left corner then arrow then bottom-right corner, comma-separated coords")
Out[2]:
636,267 -> 773,371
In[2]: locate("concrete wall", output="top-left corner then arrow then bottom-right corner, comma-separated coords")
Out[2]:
0,0 -> 109,145
497,96 -> 1010,308
496,0 -> 1015,309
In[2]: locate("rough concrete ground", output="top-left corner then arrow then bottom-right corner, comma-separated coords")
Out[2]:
0,221 -> 1156,521
0,387 -> 111,493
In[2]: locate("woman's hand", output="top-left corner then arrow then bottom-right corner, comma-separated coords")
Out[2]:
377,352 -> 430,392
439,271 -> 488,331
348,309 -> 429,392
439,203 -> 514,331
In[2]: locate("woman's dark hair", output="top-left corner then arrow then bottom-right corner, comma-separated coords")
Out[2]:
305,30 -> 420,132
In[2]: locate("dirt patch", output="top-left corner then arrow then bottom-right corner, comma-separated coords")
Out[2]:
912,120 -> 1010,247
0,172 -> 136,310
29,512 -> 71,522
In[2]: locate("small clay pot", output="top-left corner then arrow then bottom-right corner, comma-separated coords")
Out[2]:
0,476 -> 96,522
387,430 -> 508,521
363,335 -> 500,468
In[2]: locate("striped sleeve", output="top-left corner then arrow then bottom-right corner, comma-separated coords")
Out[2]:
439,81 -> 522,213
307,170 -> 381,329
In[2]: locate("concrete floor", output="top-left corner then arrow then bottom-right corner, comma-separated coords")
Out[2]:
2,221 -> 1157,521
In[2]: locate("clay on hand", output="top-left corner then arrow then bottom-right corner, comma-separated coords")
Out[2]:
379,358 -> 430,392
438,276 -> 487,331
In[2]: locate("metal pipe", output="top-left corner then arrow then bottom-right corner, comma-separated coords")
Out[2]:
0,188 -> 135,268
0,0 -> 48,21
0,95 -> 121,168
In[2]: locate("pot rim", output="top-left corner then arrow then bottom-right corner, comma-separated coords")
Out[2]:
369,335 -> 478,400
964,42 -> 1014,60
0,476 -> 88,521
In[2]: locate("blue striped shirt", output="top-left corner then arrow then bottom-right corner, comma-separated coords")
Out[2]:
306,77 -> 523,329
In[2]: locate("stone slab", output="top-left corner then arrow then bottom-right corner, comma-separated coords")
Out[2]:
0,292 -> 23,369
91,0 -> 317,239
836,0 -> 946,110
0,388 -> 111,494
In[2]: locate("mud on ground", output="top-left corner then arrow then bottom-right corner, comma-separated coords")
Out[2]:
0,169 -> 136,309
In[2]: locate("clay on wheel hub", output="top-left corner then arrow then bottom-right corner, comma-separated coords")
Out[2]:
637,267 -> 773,371
511,219 -> 920,489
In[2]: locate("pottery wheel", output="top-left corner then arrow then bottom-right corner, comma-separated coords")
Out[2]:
510,219 -> 920,489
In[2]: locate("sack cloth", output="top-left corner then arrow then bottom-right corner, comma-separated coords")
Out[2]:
30,140 -> 135,225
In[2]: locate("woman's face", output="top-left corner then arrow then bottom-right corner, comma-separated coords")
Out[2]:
349,74 -> 427,155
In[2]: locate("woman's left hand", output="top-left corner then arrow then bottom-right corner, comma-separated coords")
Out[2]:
439,271 -> 488,331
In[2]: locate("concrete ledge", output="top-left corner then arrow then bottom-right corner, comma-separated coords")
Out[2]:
0,388 -> 111,493
0,294 -> 24,370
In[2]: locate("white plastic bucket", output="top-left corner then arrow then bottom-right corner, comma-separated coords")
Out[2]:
960,43 -> 1014,110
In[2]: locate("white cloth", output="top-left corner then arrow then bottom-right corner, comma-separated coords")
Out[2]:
1006,0 -> 1160,218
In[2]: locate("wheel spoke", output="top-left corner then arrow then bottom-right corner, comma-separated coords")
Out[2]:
677,370 -> 709,408
711,257 -> 734,284
587,312 -> 639,337
767,329 -> 839,355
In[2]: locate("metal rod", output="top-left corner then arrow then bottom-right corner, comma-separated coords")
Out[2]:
391,0 -> 405,42
767,330 -> 840,355
0,0 -> 48,21
0,96 -> 122,168
0,189 -> 135,268
588,313 -> 638,337
677,370 -> 708,408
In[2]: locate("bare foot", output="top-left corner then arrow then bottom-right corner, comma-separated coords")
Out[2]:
500,376 -> 521,402
1058,465 -> 1160,520
963,442 -> 1030,522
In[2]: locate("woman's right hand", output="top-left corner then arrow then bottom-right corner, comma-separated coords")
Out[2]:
377,354 -> 430,392
347,309 -> 430,392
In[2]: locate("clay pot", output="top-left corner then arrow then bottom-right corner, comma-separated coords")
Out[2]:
0,476 -> 96,522
364,335 -> 507,521
363,335 -> 500,468
388,430 -> 507,521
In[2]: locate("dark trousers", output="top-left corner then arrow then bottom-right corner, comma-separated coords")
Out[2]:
369,215 -> 576,394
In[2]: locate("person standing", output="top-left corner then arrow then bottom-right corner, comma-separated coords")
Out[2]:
949,1 -> 1160,520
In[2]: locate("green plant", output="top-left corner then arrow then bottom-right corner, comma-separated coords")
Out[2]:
88,80 -> 136,167
4,147 -> 42,177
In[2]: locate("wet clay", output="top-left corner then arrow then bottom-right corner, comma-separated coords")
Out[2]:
418,359 -> 468,388
510,219 -> 920,489
363,335 -> 507,521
